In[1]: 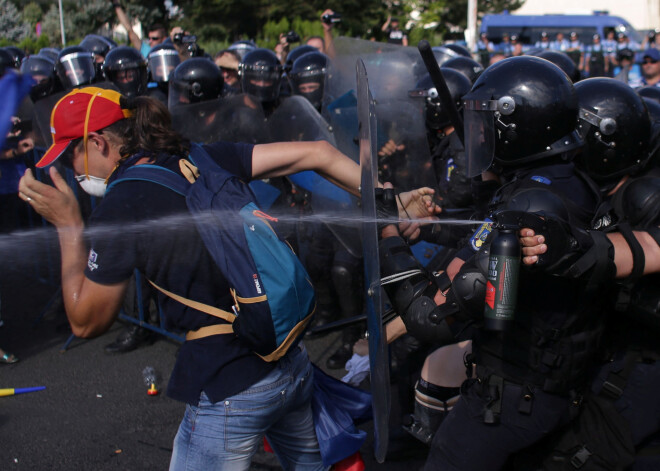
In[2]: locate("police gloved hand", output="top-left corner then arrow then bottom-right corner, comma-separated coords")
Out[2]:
517,217 -> 615,281
375,186 -> 398,236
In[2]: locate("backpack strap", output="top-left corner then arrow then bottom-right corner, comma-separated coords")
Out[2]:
107,164 -> 191,195
146,279 -> 236,323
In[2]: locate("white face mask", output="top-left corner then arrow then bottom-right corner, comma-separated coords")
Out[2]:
76,175 -> 107,198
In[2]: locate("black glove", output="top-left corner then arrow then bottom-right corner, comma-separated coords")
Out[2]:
374,187 -> 398,236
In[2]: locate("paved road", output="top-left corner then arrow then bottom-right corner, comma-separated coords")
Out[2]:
0,262 -> 427,470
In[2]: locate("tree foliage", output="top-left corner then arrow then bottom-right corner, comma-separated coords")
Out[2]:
0,0 -> 525,52
0,0 -> 31,43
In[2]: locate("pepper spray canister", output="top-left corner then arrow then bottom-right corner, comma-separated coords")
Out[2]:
484,228 -> 520,331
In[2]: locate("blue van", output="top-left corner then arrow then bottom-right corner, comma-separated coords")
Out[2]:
480,11 -> 642,47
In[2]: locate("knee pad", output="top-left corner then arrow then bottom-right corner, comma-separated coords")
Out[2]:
404,379 -> 460,445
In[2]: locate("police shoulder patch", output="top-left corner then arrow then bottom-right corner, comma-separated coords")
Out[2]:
530,176 -> 552,185
470,218 -> 493,252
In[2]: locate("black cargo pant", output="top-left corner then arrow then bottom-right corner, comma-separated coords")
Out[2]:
423,373 -> 576,471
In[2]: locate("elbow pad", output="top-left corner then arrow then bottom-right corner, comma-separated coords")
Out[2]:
379,236 -> 455,345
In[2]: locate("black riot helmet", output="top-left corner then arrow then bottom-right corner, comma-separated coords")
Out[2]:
441,43 -> 472,58
239,48 -> 283,103
0,48 -> 16,77
442,56 -> 484,84
103,46 -> 148,97
80,34 -> 115,61
432,45 -> 470,66
575,77 -> 652,183
168,57 -> 224,107
56,46 -> 96,89
3,46 -> 25,69
289,51 -> 327,111
20,55 -> 57,102
638,86 -> 660,105
642,97 -> 660,123
37,47 -> 60,62
284,45 -> 317,74
409,68 -> 471,131
462,56 -> 582,177
529,50 -> 581,83
227,40 -> 257,61
147,42 -> 180,85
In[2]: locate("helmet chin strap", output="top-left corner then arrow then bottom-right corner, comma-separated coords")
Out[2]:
82,93 -> 98,181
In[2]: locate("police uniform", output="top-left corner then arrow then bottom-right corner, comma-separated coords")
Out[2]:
423,163 -> 603,471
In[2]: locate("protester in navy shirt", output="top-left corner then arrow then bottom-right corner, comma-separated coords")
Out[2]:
18,87 -> 435,470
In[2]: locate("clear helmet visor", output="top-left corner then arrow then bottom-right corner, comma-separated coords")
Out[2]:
462,92 -> 516,177
168,79 -> 198,108
148,50 -> 180,83
463,103 -> 495,177
57,52 -> 95,88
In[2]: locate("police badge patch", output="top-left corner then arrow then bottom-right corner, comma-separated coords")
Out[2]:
470,219 -> 493,251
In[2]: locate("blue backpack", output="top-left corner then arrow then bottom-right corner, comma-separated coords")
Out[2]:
107,143 -> 316,361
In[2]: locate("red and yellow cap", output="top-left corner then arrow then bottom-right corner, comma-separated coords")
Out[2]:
36,87 -> 133,168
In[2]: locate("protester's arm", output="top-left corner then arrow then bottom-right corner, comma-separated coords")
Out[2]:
252,141 -> 436,218
18,167 -> 127,337
321,8 -> 336,59
381,14 -> 391,32
252,140 -> 361,195
111,1 -> 142,50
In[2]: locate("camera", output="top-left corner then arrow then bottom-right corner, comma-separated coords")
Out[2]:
285,31 -> 301,43
173,32 -> 197,45
322,13 -> 342,25
173,33 -> 204,57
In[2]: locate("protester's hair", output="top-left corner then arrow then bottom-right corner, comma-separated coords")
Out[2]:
215,49 -> 241,62
306,36 -> 325,48
148,23 -> 167,34
107,96 -> 189,160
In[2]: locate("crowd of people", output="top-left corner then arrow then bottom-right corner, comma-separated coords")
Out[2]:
1,5 -> 660,470
475,28 -> 660,84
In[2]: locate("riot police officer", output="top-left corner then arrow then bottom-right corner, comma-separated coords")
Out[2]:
238,48 -> 283,116
378,56 -> 607,470
288,51 -> 327,112
146,43 -> 181,104
514,78 -> 660,469
80,34 -> 116,78
103,46 -> 149,98
55,46 -> 97,90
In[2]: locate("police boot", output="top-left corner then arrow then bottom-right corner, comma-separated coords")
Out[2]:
104,325 -> 154,354
402,379 -> 460,445
306,278 -> 338,335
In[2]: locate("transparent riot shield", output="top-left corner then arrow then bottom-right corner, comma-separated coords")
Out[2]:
170,94 -> 269,145
357,58 -> 390,464
267,95 -> 362,257
32,91 -> 65,147
323,37 -> 434,191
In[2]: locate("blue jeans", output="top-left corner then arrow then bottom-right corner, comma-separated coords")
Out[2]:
170,345 -> 327,471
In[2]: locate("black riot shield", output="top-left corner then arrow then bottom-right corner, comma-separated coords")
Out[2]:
170,94 -> 269,144
324,37 -> 434,191
357,58 -> 390,464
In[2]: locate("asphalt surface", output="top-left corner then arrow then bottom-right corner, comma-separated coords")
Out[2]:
0,245 -> 428,470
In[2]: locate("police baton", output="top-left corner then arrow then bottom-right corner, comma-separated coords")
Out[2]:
417,40 -> 464,144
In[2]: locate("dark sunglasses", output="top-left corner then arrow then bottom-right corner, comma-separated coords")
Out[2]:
148,36 -> 162,41
643,58 -> 658,64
